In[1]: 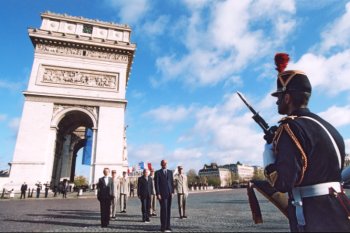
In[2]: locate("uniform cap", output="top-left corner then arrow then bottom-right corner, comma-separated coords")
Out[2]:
271,53 -> 312,97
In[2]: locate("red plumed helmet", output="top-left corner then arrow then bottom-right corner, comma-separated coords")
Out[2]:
274,53 -> 289,73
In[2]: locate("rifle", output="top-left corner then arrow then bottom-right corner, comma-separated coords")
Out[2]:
236,91 -> 277,143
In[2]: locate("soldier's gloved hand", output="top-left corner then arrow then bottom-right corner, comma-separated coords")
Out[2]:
263,126 -> 278,144
263,143 -> 275,167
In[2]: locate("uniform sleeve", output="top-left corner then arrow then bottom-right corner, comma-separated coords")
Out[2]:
265,122 -> 305,193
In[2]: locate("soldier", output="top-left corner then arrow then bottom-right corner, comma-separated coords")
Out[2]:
149,169 -> 157,217
264,53 -> 350,232
120,171 -> 129,213
174,166 -> 189,219
111,170 -> 120,219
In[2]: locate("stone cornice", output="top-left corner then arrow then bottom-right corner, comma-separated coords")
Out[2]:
23,91 -> 127,108
28,28 -> 136,86
28,28 -> 136,50
42,11 -> 131,31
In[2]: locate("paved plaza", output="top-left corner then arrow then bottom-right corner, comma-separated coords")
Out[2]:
0,189 -> 290,232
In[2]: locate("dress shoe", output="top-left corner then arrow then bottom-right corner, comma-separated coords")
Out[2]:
183,215 -> 187,218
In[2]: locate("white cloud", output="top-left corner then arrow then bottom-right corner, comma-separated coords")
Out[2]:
104,0 -> 150,25
128,143 -> 166,168
140,15 -> 170,37
318,2 -> 350,53
0,114 -> 6,121
290,51 -> 350,95
132,91 -> 271,170
0,80 -> 25,91
181,0 -> 211,10
8,117 -> 20,132
144,105 -> 193,123
172,148 -> 203,160
129,90 -> 145,99
155,0 -> 296,87
318,105 -> 350,128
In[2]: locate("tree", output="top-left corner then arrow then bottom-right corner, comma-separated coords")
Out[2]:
187,169 -> 197,185
252,168 -> 265,181
207,176 -> 220,187
74,175 -> 88,187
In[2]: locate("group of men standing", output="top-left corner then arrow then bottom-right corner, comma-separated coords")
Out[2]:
97,159 -> 189,232
97,169 -> 130,228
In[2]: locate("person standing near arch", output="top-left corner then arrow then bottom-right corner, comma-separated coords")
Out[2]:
155,160 -> 174,232
97,168 -> 114,228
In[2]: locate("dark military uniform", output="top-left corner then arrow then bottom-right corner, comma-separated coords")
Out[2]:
264,53 -> 350,232
265,108 -> 350,232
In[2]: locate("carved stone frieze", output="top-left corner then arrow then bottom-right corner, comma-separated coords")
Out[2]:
40,65 -> 118,90
36,44 -> 129,62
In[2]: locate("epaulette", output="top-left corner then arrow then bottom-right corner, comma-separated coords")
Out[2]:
278,115 -> 298,124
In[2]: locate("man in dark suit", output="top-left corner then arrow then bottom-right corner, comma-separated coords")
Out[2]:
97,168 -> 114,228
20,182 -> 27,199
137,169 -> 154,223
155,160 -> 174,232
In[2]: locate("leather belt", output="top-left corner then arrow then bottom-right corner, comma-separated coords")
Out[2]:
292,182 -> 341,226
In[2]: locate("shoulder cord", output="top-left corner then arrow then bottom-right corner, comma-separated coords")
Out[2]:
282,124 -> 308,185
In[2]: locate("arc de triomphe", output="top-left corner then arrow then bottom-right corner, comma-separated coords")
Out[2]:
6,12 -> 136,189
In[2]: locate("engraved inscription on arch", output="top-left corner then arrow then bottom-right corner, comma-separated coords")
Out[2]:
39,65 -> 119,90
36,44 -> 129,63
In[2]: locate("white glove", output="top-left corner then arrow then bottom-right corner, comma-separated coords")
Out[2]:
263,143 -> 275,167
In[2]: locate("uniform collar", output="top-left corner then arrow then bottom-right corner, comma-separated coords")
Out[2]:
290,108 -> 310,116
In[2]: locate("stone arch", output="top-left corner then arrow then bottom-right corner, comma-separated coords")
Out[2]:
51,106 -> 97,130
51,108 -> 96,186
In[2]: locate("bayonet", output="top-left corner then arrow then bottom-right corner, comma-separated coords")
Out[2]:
237,91 -> 276,143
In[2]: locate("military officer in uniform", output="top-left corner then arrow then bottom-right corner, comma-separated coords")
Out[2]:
150,169 -> 157,216
264,53 -> 350,232
174,166 -> 189,219
111,170 -> 120,219
120,171 -> 130,213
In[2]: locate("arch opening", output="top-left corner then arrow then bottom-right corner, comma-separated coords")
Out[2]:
51,110 -> 94,186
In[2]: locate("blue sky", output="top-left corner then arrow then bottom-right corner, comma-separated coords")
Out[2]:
1,0 -> 350,177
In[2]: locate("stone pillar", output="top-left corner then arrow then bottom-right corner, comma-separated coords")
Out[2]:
60,135 -> 71,178
45,127 -> 58,184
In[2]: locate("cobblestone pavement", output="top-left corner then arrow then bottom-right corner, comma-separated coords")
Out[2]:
0,189 -> 289,232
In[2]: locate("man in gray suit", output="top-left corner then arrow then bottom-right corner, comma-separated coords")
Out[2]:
174,166 -> 189,219
97,168 -> 114,228
120,171 -> 130,213
111,170 -> 120,219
